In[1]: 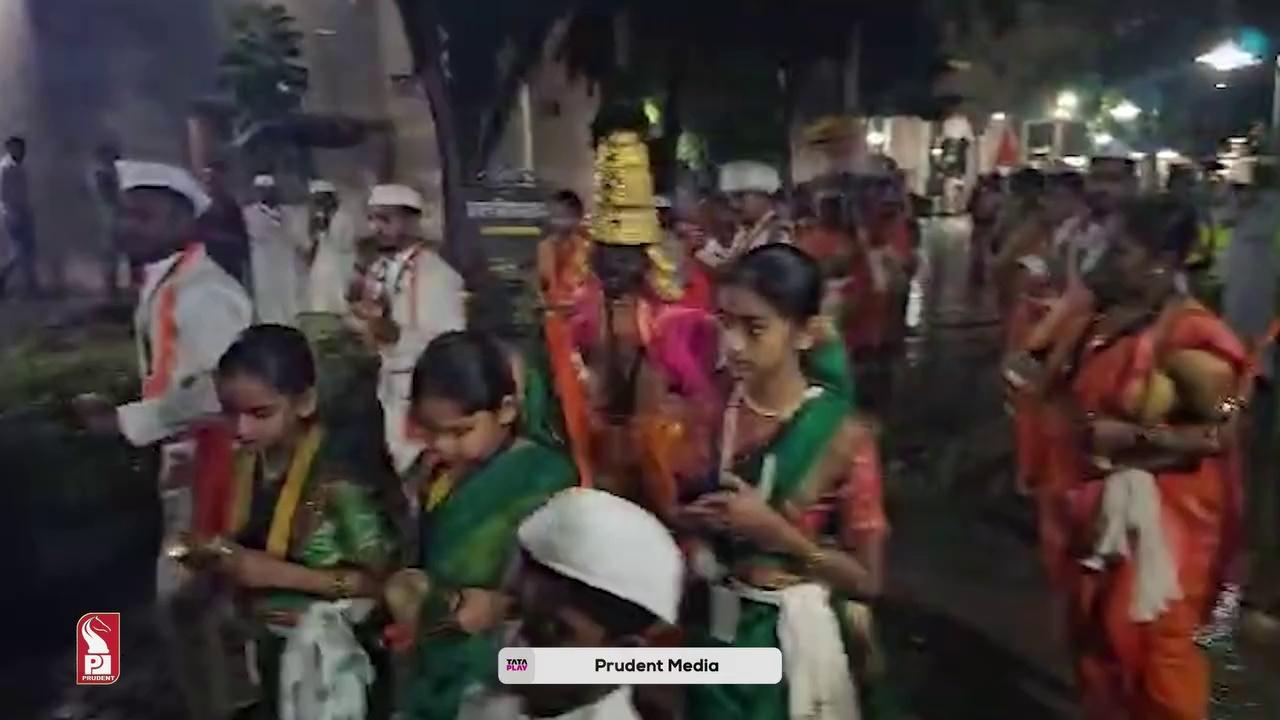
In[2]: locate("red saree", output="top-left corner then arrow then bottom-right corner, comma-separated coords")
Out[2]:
1041,302 -> 1245,720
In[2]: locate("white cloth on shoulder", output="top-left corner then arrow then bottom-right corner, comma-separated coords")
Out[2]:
1081,468 -> 1184,622
278,599 -> 376,720
734,582 -> 859,720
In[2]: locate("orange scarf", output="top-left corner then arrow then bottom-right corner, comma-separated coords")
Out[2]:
141,244 -> 202,399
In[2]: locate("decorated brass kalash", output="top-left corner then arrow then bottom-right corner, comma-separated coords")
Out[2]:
578,130 -> 719,515
589,130 -> 680,435
591,130 -> 682,302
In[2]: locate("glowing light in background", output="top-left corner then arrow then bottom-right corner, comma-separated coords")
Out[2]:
1196,41 -> 1261,72
1109,100 -> 1142,122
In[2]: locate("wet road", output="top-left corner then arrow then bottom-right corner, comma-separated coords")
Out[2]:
10,216 -> 1280,719
881,216 -> 1280,719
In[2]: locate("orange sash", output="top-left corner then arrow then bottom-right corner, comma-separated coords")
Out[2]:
142,244 -> 202,399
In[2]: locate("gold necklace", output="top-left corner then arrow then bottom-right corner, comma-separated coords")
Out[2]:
740,385 -> 815,420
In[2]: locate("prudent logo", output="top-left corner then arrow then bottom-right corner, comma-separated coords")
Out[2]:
76,613 -> 121,685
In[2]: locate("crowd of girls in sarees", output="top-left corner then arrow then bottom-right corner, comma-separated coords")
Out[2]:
94,151 -> 897,719
77,144 -> 1280,720
159,251 -> 890,720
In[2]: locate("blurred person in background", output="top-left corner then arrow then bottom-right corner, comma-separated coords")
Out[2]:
1218,161 -> 1280,622
88,141 -> 125,297
306,179 -> 358,316
670,191 -> 715,311
0,135 -> 38,297
967,173 -> 1005,288
992,168 -> 1049,314
697,160 -> 790,269
245,174 -> 310,326
198,160 -> 251,290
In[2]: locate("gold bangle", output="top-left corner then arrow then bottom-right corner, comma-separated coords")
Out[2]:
800,548 -> 826,575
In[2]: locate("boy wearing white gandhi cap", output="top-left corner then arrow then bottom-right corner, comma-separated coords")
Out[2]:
354,183 -> 465,476
76,160 -> 250,451
74,162 -> 252,718
456,488 -> 683,720
306,178 -> 359,315
696,160 -> 791,269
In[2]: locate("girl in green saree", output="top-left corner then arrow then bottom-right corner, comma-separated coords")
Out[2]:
681,244 -> 889,720
397,331 -> 577,720
199,324 -> 397,720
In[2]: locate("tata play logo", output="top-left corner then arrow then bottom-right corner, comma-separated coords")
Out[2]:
76,613 -> 120,685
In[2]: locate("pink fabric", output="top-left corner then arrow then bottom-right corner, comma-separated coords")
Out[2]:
571,283 -> 720,403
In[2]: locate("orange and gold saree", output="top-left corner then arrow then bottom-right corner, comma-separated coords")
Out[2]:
1040,301 -> 1246,720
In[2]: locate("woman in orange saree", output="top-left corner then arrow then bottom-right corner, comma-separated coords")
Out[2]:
537,190 -> 597,487
1013,198 -> 1247,720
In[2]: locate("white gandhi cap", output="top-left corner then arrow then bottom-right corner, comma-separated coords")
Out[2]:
719,160 -> 781,195
517,488 -> 683,624
309,179 -> 337,194
116,160 -> 212,216
369,183 -> 425,212
252,174 -> 277,189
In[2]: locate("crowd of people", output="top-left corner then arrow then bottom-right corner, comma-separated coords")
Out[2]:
68,126 -> 924,720
990,150 -> 1279,720
53,119 -> 1279,720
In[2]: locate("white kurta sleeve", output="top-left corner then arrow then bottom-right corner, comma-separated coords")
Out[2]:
116,277 -> 253,446
386,255 -> 465,371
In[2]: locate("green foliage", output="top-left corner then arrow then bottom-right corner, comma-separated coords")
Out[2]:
0,337 -> 136,410
218,3 -> 310,134
0,331 -> 146,508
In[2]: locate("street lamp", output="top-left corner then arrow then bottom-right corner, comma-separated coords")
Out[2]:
1093,131 -> 1115,146
1196,39 -> 1280,152
1056,90 -> 1080,111
1196,40 -> 1261,72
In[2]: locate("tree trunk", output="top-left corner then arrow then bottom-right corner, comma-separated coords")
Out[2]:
475,19 -> 559,172
394,0 -> 477,278
420,58 -> 478,277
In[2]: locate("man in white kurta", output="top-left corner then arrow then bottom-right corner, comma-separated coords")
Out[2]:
306,179 -> 359,315
351,184 -> 465,475
74,161 -> 255,720
245,174 -> 310,326
696,160 -> 791,269
77,161 -> 254,586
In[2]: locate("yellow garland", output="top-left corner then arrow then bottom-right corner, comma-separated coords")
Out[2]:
228,424 -> 325,558
423,470 -> 455,513
646,244 -> 683,302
